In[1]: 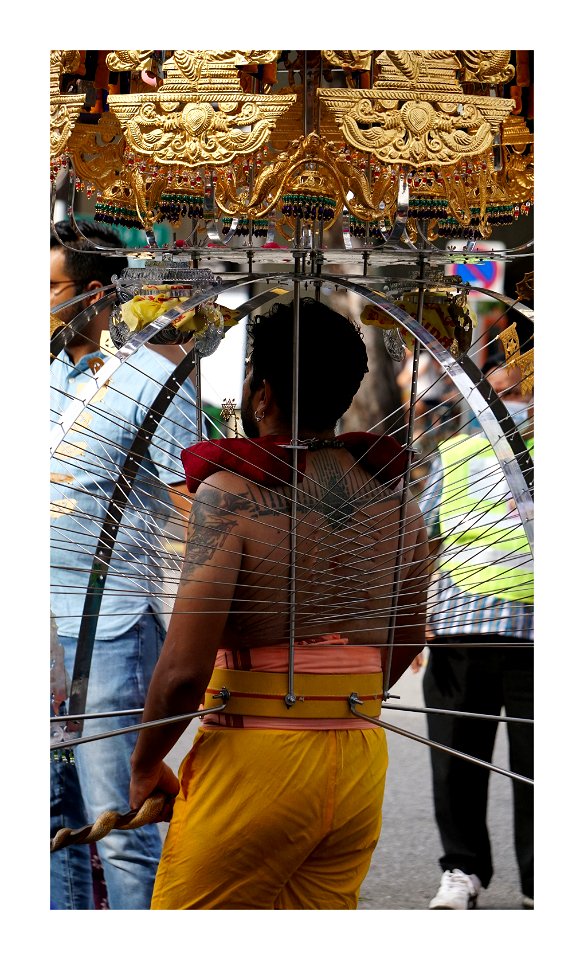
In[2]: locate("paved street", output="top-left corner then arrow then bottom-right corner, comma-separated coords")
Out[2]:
358,664 -> 525,910
161,657 -> 528,911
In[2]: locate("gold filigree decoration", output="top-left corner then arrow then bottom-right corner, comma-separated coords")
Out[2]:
499,116 -> 534,204
96,180 -> 142,226
322,51 -> 373,72
381,50 -> 426,82
124,167 -> 166,231
318,50 -> 514,168
107,51 -> 293,167
278,168 -> 342,237
420,115 -> 533,239
67,113 -> 126,192
215,132 -> 380,226
108,50 -> 282,91
377,50 -> 463,89
459,50 -> 515,85
516,271 -> 534,302
502,114 -> 533,149
220,398 -> 240,437
512,349 -> 534,396
220,398 -> 237,421
424,115 -> 533,239
105,51 -> 157,73
498,322 -> 521,362
170,50 -> 281,88
50,50 -> 86,160
51,51 -> 532,244
270,83 -> 306,151
499,324 -> 534,395
92,166 -> 167,233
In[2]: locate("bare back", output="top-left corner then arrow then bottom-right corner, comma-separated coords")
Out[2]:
193,447 -> 428,651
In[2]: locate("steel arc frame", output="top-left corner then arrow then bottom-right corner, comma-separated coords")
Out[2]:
51,268 -> 534,509
318,274 -> 534,548
50,266 -> 534,595
50,264 -> 534,787
50,289 -> 118,363
51,280 -> 297,741
51,278 -> 239,457
63,346 -> 201,739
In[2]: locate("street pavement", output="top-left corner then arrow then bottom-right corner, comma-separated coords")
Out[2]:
160,657 -> 528,911
358,663 -> 525,910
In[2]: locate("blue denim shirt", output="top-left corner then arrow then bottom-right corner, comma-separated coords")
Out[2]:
50,346 -> 199,639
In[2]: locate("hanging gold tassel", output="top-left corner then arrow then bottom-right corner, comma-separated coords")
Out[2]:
497,323 -> 534,396
498,322 -> 521,363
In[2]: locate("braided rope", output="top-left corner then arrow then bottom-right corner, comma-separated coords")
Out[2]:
50,792 -> 175,853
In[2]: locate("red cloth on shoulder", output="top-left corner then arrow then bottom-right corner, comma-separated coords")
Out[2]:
181,433 -> 407,492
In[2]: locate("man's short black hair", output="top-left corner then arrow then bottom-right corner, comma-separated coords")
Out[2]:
248,298 -> 368,431
51,221 -> 128,293
481,355 -> 505,376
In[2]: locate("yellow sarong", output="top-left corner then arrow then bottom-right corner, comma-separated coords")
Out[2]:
151,725 -> 388,910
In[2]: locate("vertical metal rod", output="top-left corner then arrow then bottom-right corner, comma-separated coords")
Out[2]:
194,349 -> 203,441
314,243 -> 323,301
365,154 -> 372,249
248,153 -> 255,249
303,51 -> 308,138
285,268 -> 302,706
383,254 -> 426,694
295,215 -> 302,249
317,53 -> 323,136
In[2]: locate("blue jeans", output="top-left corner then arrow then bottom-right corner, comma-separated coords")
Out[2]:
50,610 -> 165,909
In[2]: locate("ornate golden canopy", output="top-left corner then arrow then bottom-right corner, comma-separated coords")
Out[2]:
50,50 -> 533,244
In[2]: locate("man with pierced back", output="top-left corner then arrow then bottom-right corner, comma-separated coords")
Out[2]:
129,299 -> 429,909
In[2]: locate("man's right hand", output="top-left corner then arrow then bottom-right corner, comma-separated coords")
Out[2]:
410,653 -> 426,674
129,760 -> 180,814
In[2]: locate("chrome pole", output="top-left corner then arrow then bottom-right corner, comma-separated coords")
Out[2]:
383,253 -> 425,694
194,348 -> 203,441
285,254 -> 302,707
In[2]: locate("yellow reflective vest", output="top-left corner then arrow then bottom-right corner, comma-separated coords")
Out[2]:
437,434 -> 534,604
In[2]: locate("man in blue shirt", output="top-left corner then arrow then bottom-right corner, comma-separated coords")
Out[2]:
50,222 -> 199,909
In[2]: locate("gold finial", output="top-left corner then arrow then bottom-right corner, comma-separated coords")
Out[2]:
221,398 -> 239,437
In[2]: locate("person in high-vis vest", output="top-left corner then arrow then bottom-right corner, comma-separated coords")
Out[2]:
417,360 -> 533,910
437,431 -> 533,606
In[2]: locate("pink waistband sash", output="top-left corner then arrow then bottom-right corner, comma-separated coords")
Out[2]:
204,636 -> 383,730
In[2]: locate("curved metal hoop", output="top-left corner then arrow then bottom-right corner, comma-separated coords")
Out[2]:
51,270 -> 534,548
65,346 -> 201,739
50,288 -> 118,362
51,269 -> 533,788
318,273 -> 534,550
50,277 -> 246,455
56,283 -> 295,738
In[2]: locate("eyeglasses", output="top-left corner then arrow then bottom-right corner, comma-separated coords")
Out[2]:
50,280 -> 77,291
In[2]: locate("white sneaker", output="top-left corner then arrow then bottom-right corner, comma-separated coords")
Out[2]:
429,869 -> 482,909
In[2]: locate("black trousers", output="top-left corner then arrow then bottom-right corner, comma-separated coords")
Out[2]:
422,637 -> 533,897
